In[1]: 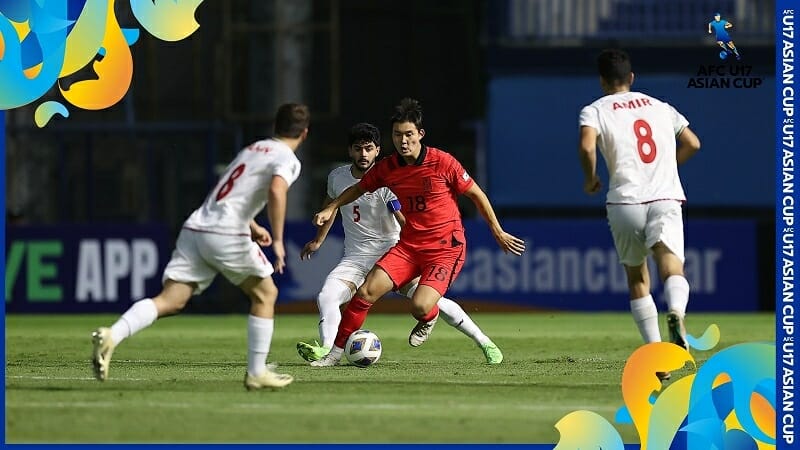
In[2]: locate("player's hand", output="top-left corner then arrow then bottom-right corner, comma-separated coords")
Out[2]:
300,240 -> 322,260
493,230 -> 526,256
250,224 -> 272,247
583,176 -> 602,195
272,240 -> 286,274
313,207 -> 335,226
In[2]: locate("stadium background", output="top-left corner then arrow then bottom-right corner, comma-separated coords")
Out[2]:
4,0 -> 775,316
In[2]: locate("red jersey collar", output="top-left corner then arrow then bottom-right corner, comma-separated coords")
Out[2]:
396,145 -> 428,167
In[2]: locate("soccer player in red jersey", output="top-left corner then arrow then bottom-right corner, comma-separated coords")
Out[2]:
309,98 -> 525,366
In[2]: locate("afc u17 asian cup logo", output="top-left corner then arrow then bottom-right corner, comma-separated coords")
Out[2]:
687,11 -> 762,89
0,0 -> 204,127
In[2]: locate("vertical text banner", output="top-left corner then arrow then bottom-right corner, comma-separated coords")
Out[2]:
0,104 -> 5,445
778,1 -> 797,448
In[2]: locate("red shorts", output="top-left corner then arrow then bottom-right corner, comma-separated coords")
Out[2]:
375,237 -> 466,297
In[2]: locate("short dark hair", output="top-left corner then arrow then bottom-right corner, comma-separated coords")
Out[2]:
348,122 -> 380,147
274,103 -> 310,138
390,98 -> 423,130
597,49 -> 632,86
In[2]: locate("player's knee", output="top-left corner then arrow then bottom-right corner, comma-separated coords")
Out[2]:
409,302 -> 428,317
248,281 -> 278,306
317,279 -> 352,308
355,284 -> 381,302
410,293 -> 438,316
657,260 -> 684,281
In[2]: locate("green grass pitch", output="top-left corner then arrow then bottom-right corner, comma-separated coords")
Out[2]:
6,312 -> 775,443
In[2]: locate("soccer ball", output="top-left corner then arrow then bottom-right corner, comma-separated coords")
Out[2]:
719,50 -> 729,60
344,329 -> 382,367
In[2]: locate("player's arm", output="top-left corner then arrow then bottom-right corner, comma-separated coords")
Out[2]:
392,210 -> 406,228
267,175 -> 290,273
578,125 -> 602,195
386,194 -> 405,227
676,127 -> 701,165
708,22 -> 712,33
313,184 -> 365,226
301,195 -> 336,260
462,183 -> 525,256
725,22 -> 733,29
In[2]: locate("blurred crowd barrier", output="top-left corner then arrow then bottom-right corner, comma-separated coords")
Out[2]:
495,0 -> 773,43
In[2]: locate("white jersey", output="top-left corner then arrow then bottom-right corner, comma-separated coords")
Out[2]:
184,138 -> 301,235
327,164 -> 400,256
579,91 -> 689,204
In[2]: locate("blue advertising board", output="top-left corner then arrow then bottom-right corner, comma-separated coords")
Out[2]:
5,219 -> 757,312
448,219 -> 757,311
5,225 -> 170,313
277,218 -> 757,312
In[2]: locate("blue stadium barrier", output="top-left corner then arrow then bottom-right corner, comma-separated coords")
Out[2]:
487,75 -> 774,207
6,219 -> 757,312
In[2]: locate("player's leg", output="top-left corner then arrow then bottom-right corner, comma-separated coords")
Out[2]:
92,280 -> 196,382
406,245 -> 467,347
297,259 -> 363,361
91,229 -> 213,381
608,205 -> 662,345
400,279 -> 490,345
317,278 -> 356,347
109,279 -> 196,344
646,201 -> 690,350
311,247 -> 416,366
726,40 -> 741,59
211,234 -> 292,388
310,265 -> 399,366
623,262 -> 660,343
399,280 -> 502,363
238,275 -> 293,389
296,278 -> 353,360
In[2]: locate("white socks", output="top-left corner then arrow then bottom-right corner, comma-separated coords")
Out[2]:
436,297 -> 491,345
630,295 -> 661,344
317,278 -> 354,348
663,275 -> 690,317
110,298 -> 158,345
247,315 -> 274,377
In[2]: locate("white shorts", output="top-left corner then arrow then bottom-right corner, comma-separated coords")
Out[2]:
163,228 -> 274,295
324,253 -> 384,293
606,200 -> 685,266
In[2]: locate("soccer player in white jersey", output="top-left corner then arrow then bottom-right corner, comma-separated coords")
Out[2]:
91,103 -> 310,390
296,122 -> 503,364
578,49 -> 701,380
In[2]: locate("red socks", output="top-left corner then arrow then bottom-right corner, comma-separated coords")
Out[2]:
414,303 -> 439,322
334,296 -> 373,348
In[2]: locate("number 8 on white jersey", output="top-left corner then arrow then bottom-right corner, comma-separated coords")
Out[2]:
579,91 -> 689,205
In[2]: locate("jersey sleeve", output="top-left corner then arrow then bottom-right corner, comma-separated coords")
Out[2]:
666,103 -> 690,136
272,154 -> 302,187
579,105 -> 601,134
358,159 -> 385,193
444,153 -> 475,195
381,187 -> 398,203
380,188 -> 401,212
326,170 -> 336,198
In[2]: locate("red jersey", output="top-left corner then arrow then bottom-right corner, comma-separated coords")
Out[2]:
359,146 -> 474,250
